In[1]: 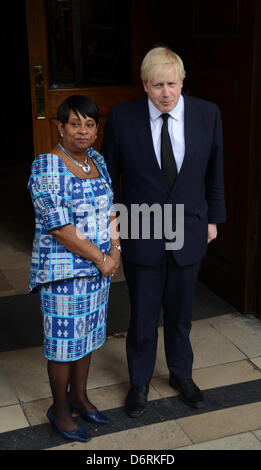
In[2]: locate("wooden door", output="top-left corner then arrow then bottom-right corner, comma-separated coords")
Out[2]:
25,0 -> 151,156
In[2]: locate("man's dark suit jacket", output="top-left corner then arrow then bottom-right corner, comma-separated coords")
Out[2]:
101,93 -> 226,267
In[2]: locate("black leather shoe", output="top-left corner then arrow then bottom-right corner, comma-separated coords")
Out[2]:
169,374 -> 205,409
126,385 -> 149,418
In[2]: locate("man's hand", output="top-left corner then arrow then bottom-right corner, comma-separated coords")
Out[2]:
208,223 -> 217,243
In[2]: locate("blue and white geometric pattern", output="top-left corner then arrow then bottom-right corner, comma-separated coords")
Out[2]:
40,275 -> 110,361
27,148 -> 114,292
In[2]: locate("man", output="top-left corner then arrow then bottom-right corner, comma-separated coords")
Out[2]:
101,47 -> 226,417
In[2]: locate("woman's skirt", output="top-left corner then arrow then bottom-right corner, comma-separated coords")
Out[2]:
39,275 -> 111,362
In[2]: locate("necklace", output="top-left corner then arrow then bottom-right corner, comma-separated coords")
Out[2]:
58,143 -> 91,174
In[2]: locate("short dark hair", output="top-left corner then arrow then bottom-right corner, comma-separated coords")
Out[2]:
57,95 -> 100,125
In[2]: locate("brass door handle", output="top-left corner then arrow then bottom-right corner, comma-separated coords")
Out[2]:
34,65 -> 46,119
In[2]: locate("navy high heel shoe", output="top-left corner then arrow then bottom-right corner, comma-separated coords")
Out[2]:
67,395 -> 110,424
46,406 -> 91,442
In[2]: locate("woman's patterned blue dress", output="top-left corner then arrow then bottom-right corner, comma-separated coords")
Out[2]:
28,149 -> 114,361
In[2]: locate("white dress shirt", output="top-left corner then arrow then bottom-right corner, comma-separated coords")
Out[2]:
148,94 -> 185,173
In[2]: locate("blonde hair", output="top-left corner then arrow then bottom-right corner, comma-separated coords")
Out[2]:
141,47 -> 186,83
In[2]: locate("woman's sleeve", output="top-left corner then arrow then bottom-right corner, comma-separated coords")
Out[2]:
28,154 -> 72,231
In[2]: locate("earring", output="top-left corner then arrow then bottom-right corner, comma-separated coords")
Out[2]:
60,133 -> 63,138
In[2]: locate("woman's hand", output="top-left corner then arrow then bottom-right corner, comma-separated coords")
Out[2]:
95,253 -> 116,277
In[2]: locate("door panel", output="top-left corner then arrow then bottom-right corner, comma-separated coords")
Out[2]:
46,0 -> 132,88
189,0 -> 260,312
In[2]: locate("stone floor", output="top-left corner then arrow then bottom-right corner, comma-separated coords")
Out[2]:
0,311 -> 261,451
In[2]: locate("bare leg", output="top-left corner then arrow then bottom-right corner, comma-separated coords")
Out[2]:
47,360 -> 78,432
69,353 -> 97,413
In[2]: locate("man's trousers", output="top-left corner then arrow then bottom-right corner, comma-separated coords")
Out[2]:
123,252 -> 201,387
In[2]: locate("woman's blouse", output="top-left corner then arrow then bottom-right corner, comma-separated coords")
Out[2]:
28,148 -> 114,292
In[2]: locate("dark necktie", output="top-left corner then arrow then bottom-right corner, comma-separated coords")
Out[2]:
160,113 -> 177,188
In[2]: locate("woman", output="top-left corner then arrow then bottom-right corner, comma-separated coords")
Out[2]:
28,95 -> 121,442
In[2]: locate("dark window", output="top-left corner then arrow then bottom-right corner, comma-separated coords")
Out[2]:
47,0 -> 131,88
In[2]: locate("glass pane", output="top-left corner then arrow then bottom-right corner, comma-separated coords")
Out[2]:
47,0 -> 131,88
